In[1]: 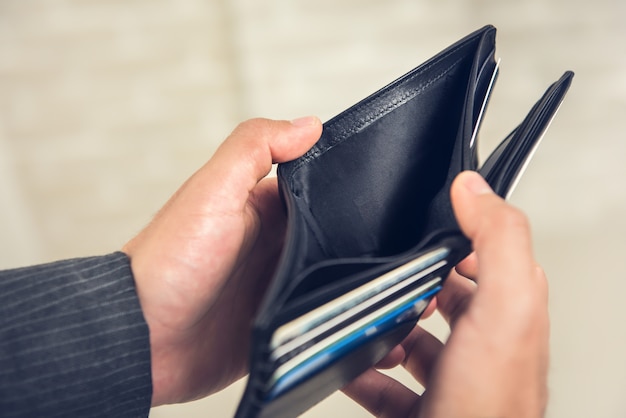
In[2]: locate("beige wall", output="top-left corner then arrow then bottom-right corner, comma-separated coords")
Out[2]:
1,1 -> 624,417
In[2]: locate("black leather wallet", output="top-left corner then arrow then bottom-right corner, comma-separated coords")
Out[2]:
235,25 -> 573,418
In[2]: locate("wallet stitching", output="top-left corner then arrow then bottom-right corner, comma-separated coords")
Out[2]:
289,55 -> 465,260
331,56 -> 464,142
283,37 -> 477,264
291,55 -> 464,174
290,39 -> 476,174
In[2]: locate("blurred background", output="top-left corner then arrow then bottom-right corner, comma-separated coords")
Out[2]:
1,0 -> 624,416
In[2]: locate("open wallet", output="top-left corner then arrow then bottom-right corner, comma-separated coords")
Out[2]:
235,25 -> 573,418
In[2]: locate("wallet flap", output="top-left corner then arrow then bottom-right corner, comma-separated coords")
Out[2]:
479,71 -> 574,197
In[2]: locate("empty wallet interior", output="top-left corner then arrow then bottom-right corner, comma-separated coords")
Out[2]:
236,24 -> 573,418
259,26 -> 498,322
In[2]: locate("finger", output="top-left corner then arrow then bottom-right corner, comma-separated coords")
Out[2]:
221,116 -> 321,166
247,177 -> 285,231
242,177 -> 288,260
451,171 -> 538,295
454,252 -> 478,281
376,298 -> 438,371
375,345 -> 406,369
186,117 -> 322,215
436,269 -> 476,327
343,368 -> 421,417
210,117 -> 321,197
399,324 -> 445,385
421,297 -> 438,320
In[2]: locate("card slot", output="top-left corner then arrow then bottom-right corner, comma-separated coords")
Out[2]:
275,247 -> 446,325
269,275 -> 445,369
283,258 -> 387,304
274,228 -> 458,313
479,71 -> 574,197
268,233 -> 468,358
469,57 -> 499,149
278,229 -> 466,309
268,260 -> 401,346
253,322 -> 417,418
265,279 -> 443,401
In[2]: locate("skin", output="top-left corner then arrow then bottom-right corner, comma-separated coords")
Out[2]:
343,171 -> 549,418
123,117 -> 323,405
123,118 -> 549,417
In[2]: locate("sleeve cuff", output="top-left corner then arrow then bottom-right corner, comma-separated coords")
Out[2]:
0,252 -> 152,417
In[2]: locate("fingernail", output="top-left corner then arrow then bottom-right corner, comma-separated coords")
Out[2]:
462,171 -> 493,195
290,116 -> 320,127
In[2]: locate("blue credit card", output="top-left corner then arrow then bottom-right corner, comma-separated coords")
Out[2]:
269,248 -> 449,361
266,279 -> 442,401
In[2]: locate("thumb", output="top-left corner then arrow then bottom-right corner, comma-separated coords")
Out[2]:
189,117 -> 322,213
213,116 -> 321,183
223,116 -> 323,166
450,171 -> 536,291
207,117 -> 320,199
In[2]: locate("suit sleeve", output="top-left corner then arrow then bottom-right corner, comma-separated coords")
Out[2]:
0,252 -> 152,418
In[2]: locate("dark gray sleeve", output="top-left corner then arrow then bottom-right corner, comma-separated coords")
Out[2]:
0,252 -> 152,418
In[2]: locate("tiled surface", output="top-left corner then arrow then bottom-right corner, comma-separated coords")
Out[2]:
1,1 -> 625,417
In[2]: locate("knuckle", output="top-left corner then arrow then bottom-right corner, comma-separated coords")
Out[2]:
231,118 -> 275,141
232,118 -> 285,152
489,205 -> 530,233
374,380 -> 396,417
230,118 -> 274,150
235,117 -> 270,131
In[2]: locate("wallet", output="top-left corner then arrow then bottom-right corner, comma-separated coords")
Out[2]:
235,25 -> 573,418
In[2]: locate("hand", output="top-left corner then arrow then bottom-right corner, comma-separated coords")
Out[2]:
343,171 -> 549,418
122,117 -> 322,406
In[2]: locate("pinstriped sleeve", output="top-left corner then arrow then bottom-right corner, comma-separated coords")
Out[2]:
0,252 -> 152,418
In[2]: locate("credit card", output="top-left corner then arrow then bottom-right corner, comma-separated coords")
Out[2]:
270,246 -> 450,356
266,276 -> 442,400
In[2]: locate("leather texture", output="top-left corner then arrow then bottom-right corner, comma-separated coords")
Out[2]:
236,25 -> 573,418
